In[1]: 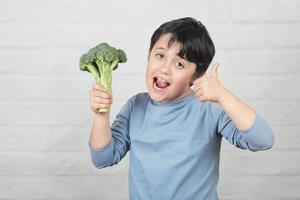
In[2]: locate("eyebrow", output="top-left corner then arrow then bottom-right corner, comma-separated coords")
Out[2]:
154,47 -> 168,50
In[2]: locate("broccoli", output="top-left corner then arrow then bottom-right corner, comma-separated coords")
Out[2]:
80,42 -> 127,112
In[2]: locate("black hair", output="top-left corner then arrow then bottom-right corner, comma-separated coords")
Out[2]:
149,17 -> 215,81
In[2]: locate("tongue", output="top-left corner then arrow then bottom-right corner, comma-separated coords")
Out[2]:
156,80 -> 169,88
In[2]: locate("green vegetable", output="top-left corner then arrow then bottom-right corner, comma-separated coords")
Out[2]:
80,42 -> 127,112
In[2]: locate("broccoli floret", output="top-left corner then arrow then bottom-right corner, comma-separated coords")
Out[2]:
79,42 -> 127,112
79,53 -> 101,83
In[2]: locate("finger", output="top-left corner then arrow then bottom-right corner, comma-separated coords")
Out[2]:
210,63 -> 220,78
92,103 -> 110,109
193,87 -> 204,97
198,95 -> 206,102
192,84 -> 201,93
193,79 -> 200,85
93,83 -> 106,92
92,90 -> 112,99
192,80 -> 205,92
196,92 -> 206,101
92,97 -> 113,104
204,72 -> 211,78
192,76 -> 205,85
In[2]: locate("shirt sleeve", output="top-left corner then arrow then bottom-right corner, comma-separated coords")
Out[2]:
89,98 -> 133,169
211,103 -> 275,151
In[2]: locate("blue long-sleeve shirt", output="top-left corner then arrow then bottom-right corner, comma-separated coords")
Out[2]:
89,92 -> 274,200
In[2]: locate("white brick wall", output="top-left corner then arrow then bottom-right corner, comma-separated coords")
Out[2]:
0,0 -> 299,199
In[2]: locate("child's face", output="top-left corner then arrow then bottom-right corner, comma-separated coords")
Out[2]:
146,34 -> 197,103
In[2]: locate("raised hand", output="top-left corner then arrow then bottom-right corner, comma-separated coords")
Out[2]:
192,63 -> 225,103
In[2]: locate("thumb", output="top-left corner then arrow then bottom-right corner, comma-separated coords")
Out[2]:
210,63 -> 219,78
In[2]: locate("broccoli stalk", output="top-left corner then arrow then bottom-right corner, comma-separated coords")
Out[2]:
80,43 -> 127,113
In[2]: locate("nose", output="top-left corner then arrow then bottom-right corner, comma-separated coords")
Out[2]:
159,60 -> 172,75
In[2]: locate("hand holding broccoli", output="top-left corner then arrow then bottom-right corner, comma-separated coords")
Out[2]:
80,42 -> 127,113
89,83 -> 113,114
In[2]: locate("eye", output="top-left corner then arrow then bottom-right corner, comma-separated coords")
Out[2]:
155,53 -> 164,59
175,62 -> 185,69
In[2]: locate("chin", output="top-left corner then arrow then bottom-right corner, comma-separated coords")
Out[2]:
148,89 -> 166,102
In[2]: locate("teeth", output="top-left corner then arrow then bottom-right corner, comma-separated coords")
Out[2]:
157,77 -> 167,83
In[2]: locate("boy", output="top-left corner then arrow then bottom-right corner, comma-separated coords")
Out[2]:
88,17 -> 274,200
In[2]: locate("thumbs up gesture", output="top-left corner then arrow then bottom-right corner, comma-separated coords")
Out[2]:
192,63 -> 226,103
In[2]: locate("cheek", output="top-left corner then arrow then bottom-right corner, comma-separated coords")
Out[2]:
175,71 -> 194,84
146,60 -> 157,76
146,64 -> 154,84
146,64 -> 151,77
172,76 -> 191,90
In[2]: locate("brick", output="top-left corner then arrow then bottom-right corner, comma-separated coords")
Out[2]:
0,151 -> 89,176
218,175 -> 300,199
271,125 -> 300,150
208,0 -> 232,22
266,24 -> 300,47
0,23 -> 152,49
220,75 -> 300,100
231,0 -> 300,22
50,174 -> 128,199
0,151 -> 129,176
210,23 -> 300,48
222,49 -> 300,76
0,126 -> 89,151
220,151 -> 300,175
249,100 -> 300,126
0,74 -> 138,105
0,76 -> 89,102
0,73 -> 145,103
113,73 -> 147,101
0,177 -> 52,199
271,0 -> 300,21
0,75 -> 138,103
0,16 -> 234,50
0,175 -> 129,199
0,49 -> 82,76
0,47 -> 147,76
210,23 -> 266,48
231,0 -> 272,21
0,126 -> 52,151
49,126 -> 90,151
0,0 -> 231,24
0,102 -> 91,126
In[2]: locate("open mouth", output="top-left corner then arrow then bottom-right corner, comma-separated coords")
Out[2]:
153,76 -> 170,90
